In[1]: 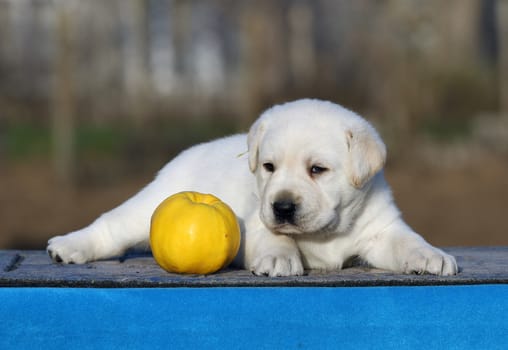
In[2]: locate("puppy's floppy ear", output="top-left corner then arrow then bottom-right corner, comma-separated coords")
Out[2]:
247,118 -> 266,172
345,123 -> 387,188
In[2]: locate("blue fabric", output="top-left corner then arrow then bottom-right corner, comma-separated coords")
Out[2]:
0,285 -> 506,349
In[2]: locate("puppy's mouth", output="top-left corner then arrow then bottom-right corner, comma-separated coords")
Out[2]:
270,222 -> 304,235
266,215 -> 340,236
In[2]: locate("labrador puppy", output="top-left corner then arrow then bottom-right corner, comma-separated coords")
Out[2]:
47,99 -> 458,276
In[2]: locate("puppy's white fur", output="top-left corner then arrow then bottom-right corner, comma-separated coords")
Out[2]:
47,99 -> 457,276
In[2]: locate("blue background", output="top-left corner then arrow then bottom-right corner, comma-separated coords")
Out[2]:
1,285 -> 506,349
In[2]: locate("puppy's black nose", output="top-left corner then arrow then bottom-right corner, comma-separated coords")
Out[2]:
273,200 -> 297,223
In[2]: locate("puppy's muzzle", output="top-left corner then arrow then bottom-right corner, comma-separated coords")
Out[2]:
272,199 -> 297,224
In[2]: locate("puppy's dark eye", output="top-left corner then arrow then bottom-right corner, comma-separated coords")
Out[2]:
263,163 -> 275,172
310,165 -> 328,176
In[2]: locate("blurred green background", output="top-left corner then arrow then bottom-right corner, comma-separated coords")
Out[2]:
1,0 -> 508,249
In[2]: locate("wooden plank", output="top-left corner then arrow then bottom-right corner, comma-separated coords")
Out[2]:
0,247 -> 507,288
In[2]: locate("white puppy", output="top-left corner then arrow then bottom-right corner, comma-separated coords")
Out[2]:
47,99 -> 458,276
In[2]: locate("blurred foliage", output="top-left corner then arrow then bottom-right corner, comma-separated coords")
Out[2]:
418,65 -> 497,142
3,117 -> 238,185
76,125 -> 130,157
4,119 -> 237,158
432,67 -> 498,122
0,0 -> 507,177
4,123 -> 52,160
421,119 -> 473,143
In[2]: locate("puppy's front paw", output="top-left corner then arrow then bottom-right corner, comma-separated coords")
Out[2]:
250,250 -> 304,277
47,234 -> 91,264
402,246 -> 458,276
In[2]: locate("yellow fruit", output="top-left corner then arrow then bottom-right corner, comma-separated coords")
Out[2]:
150,191 -> 241,275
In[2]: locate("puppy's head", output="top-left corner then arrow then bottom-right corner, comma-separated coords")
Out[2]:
248,99 -> 386,235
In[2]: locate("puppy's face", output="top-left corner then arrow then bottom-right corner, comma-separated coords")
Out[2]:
248,100 -> 386,236
255,129 -> 346,235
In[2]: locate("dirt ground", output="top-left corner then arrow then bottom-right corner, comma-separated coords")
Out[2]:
1,152 -> 508,250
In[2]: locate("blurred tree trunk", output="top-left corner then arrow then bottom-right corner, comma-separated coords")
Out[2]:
121,0 -> 151,124
288,2 -> 316,88
51,4 -> 75,188
239,2 -> 287,124
238,6 -> 263,125
498,0 -> 508,116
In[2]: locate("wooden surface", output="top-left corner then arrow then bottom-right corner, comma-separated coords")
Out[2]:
1,247 -> 507,287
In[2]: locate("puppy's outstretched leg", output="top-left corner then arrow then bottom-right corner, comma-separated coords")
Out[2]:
47,180 -> 167,264
360,221 -> 458,276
